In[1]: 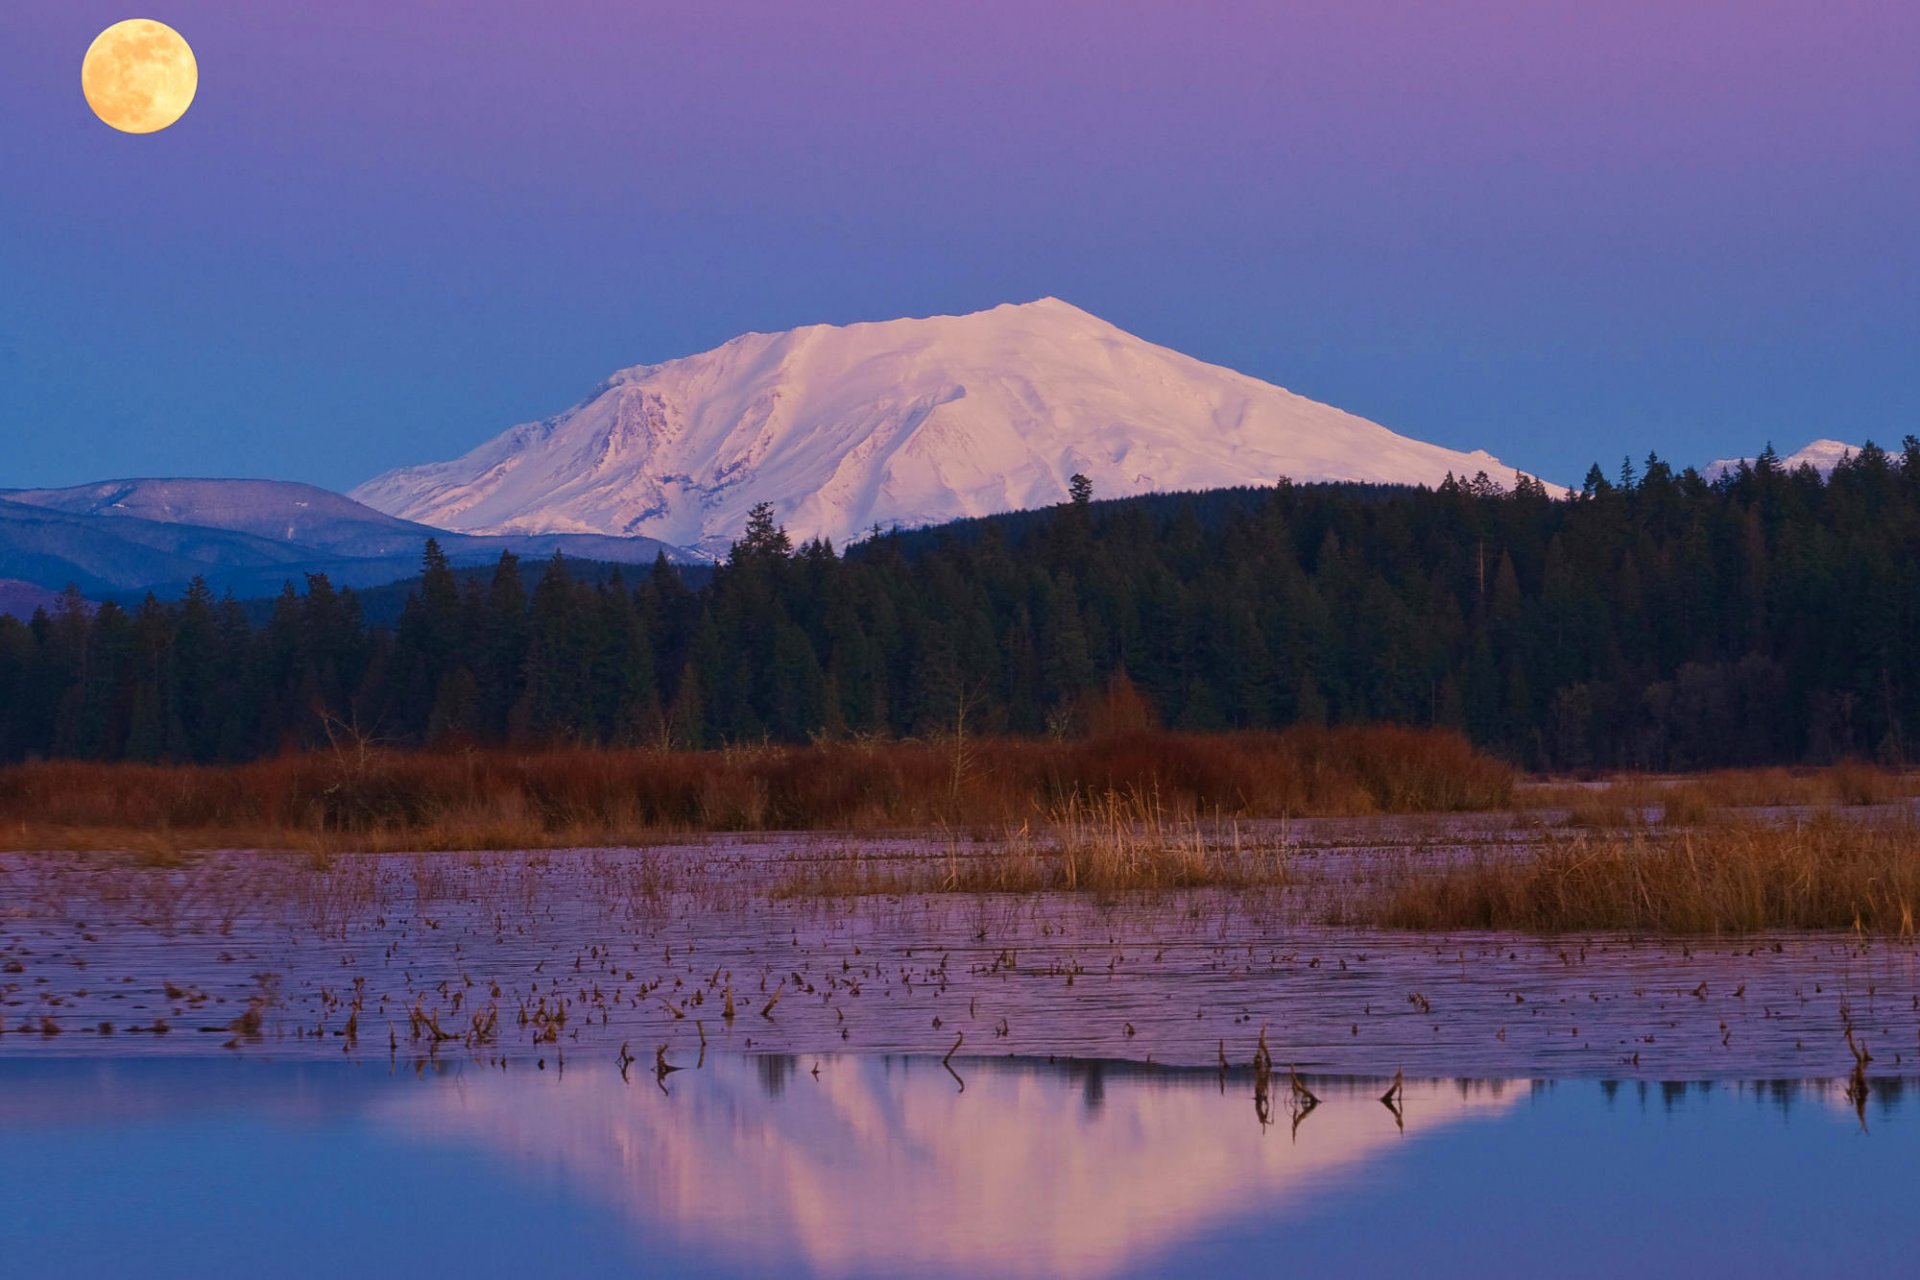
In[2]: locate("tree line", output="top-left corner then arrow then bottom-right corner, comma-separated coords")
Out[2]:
2,439 -> 1917,771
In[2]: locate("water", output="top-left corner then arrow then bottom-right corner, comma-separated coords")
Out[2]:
5,831 -> 1918,1276
6,842 -> 1917,1078
1,1054 -> 1912,1278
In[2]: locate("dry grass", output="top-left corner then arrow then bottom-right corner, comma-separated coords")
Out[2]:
0,725 -> 1511,852
1381,815 -> 1920,935
773,790 -> 1292,897
1527,761 -> 1919,827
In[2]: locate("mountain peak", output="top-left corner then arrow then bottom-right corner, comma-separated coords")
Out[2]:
1703,438 -> 1862,480
791,296 -> 1110,343
352,302 -> 1554,555
998,295 -> 1089,315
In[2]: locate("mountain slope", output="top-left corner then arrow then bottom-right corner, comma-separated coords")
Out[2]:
1,478 -> 691,566
0,495 -> 316,595
2,478 -> 448,559
0,578 -> 77,620
0,479 -> 692,599
352,299 -> 1558,555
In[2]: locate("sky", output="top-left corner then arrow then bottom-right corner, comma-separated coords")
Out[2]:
2,1 -> 1915,491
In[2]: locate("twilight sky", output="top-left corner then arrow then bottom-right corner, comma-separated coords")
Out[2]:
2,1 -> 1915,491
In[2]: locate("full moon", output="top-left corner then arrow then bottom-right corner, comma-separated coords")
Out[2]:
82,19 -> 197,134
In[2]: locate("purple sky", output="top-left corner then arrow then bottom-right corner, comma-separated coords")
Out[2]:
2,1 -> 1915,489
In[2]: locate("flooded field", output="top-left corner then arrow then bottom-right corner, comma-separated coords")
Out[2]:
2,814 -> 1917,1080
1,1054 -> 1913,1278
2,810 -> 1917,1275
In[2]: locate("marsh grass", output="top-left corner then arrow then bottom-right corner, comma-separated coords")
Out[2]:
1382,814 -> 1920,934
1528,761 -> 1919,828
0,725 -> 1511,852
772,789 -> 1291,897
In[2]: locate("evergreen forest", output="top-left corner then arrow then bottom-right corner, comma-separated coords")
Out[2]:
3,440 -> 1917,771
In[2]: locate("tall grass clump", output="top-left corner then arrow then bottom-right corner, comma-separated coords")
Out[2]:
1382,815 -> 1920,935
773,789 -> 1291,898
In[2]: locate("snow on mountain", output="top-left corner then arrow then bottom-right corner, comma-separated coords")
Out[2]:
352,299 -> 1558,556
0,478 -> 692,599
3,478 -> 446,559
1702,439 -> 1861,481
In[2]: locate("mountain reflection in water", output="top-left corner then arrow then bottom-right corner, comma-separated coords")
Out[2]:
379,1057 -> 1515,1278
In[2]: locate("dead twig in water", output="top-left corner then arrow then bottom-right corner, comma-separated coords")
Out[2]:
1380,1068 -> 1405,1131
1842,1004 -> 1872,1131
943,1031 -> 965,1091
654,1043 -> 680,1093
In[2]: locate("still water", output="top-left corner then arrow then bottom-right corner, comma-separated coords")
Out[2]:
1,1054 -> 1911,1279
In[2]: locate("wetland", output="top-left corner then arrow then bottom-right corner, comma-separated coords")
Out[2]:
5,764 -> 1918,1276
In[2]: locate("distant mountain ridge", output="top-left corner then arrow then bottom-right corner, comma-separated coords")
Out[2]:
1702,439 -> 1862,481
3,478 -> 448,559
352,298 -> 1561,555
0,478 -> 691,600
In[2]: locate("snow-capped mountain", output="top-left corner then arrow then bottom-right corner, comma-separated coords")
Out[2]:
3,477 -> 688,567
3,478 -> 453,559
0,478 -> 689,599
1702,439 -> 1861,481
352,299 -> 1556,555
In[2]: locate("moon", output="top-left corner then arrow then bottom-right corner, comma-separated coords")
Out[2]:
82,19 -> 198,134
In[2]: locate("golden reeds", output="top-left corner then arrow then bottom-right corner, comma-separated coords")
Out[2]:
0,725 -> 1512,852
1382,814 -> 1920,934
1526,761 -> 1918,826
771,789 -> 1292,897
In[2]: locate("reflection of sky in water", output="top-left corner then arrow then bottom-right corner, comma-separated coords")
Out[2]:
0,1058 -> 1913,1279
